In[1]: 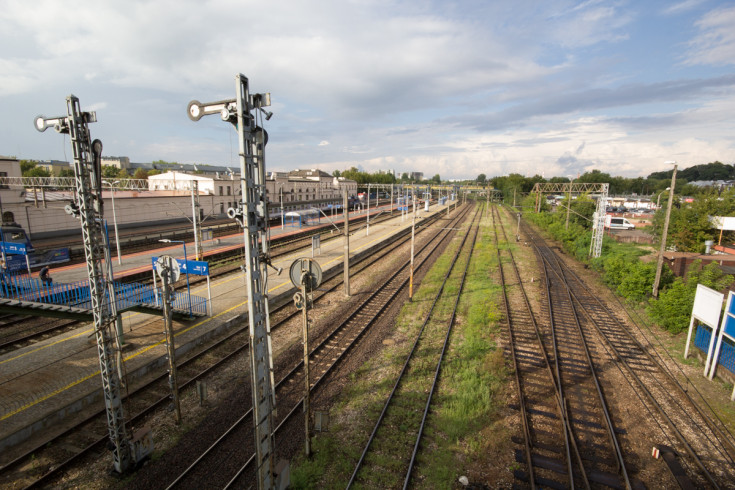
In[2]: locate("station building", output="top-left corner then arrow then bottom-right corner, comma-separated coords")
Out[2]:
0,158 -> 358,240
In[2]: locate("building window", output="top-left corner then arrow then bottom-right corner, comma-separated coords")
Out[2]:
219,186 -> 223,196
227,186 -> 231,196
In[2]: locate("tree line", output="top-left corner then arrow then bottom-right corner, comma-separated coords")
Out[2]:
489,162 -> 735,202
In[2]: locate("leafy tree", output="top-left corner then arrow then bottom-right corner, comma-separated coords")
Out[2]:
491,173 -> 539,205
400,172 -> 409,182
133,168 -> 150,179
332,170 -> 341,177
25,166 -> 51,177
549,176 -> 569,183
336,167 -> 396,185
431,174 -> 441,184
101,165 -> 122,179
20,159 -> 38,174
477,173 -> 486,184
649,161 -> 735,182
21,159 -> 51,177
655,188 -> 735,252
562,193 -> 597,228
59,168 -> 75,177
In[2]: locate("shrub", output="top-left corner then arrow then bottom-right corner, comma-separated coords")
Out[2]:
648,279 -> 693,334
648,261 -> 733,333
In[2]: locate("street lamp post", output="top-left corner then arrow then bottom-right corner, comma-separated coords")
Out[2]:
656,187 -> 670,209
103,180 -> 122,265
159,239 -> 193,317
653,162 -> 677,298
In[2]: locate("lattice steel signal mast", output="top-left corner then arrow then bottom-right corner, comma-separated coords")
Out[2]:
34,96 -> 132,473
188,74 -> 277,489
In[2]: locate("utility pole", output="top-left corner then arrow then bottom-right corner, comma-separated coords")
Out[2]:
409,194 -> 417,301
653,162 -> 678,298
35,97 -> 135,473
343,189 -> 350,297
188,74 -> 278,489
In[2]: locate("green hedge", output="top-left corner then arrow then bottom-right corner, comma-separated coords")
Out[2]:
520,200 -> 732,334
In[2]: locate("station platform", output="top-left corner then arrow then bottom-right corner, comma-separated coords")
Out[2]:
0,200 -> 458,462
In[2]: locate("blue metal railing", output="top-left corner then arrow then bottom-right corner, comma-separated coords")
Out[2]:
718,338 -> 735,374
693,324 -> 734,374
694,324 -> 712,352
0,270 -> 206,316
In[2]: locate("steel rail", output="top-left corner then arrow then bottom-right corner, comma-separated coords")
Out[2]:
489,204 -> 536,489
0,318 -> 81,352
223,206 -> 471,489
403,205 -> 482,488
535,241 -> 631,489
7,206 -> 453,488
517,212 -> 724,489
171,204 -> 475,489
492,205 -> 580,488
347,205 -> 480,488
219,204 -> 475,489
535,238 -> 719,488
540,228 -> 735,465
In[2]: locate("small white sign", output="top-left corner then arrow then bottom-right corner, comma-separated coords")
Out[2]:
693,284 -> 724,329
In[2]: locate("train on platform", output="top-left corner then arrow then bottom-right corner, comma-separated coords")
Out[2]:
0,224 -> 71,272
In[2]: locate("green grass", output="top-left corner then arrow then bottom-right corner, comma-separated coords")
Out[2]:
412,210 -> 509,487
290,206 -> 511,487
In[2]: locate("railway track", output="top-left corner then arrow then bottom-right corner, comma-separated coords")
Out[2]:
492,204 -> 641,489
0,317 -> 82,354
517,208 -> 735,489
345,205 -> 481,488
0,203 -> 464,489
158,204 -> 474,489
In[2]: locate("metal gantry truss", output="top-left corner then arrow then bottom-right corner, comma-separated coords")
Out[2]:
34,97 -> 132,472
0,176 -> 150,190
188,74 -> 278,489
531,182 -> 609,258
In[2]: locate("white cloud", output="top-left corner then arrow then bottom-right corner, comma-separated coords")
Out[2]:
662,0 -> 706,15
1,0 -> 733,182
684,6 -> 735,66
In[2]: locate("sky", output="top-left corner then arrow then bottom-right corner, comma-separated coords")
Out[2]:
1,0 -> 734,181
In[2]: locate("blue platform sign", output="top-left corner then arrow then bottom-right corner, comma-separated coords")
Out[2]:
1,241 -> 27,255
152,257 -> 209,276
